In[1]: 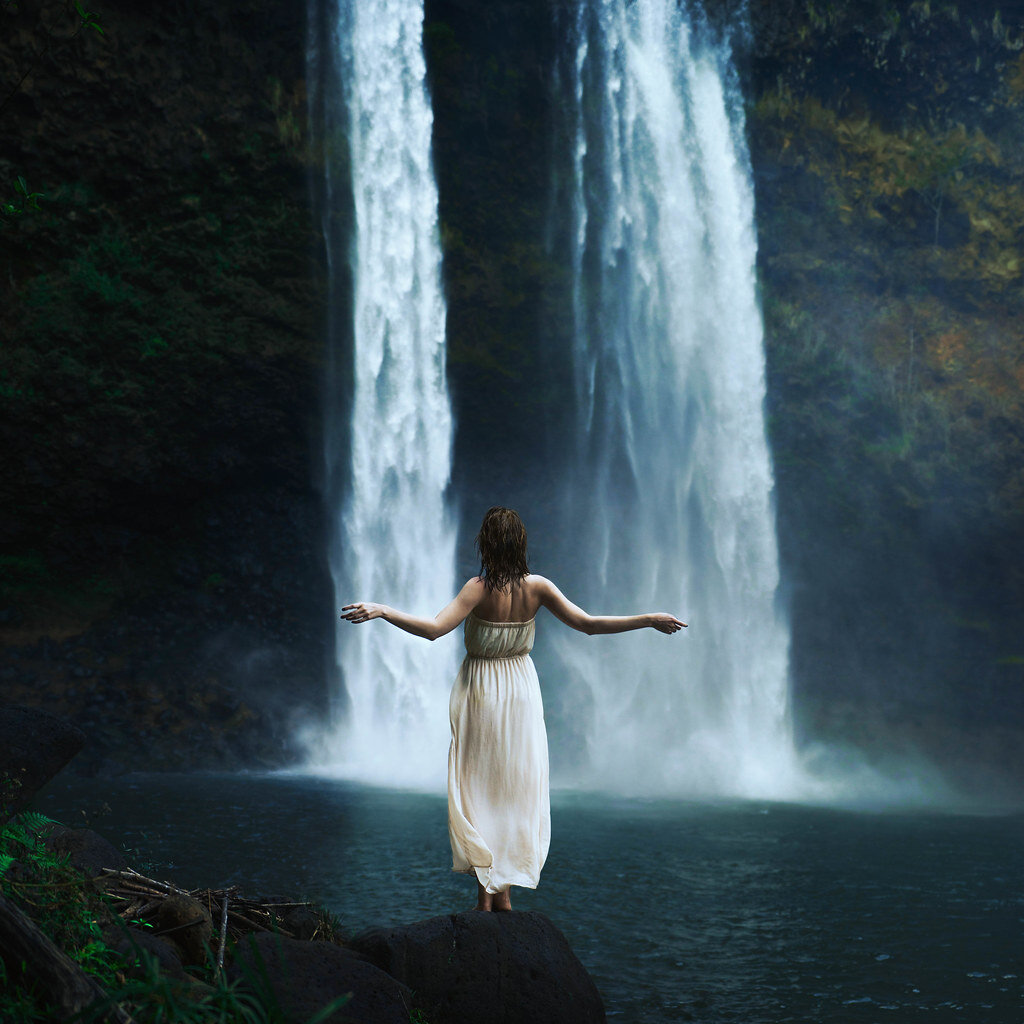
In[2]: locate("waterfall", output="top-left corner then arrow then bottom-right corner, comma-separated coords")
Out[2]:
308,0 -> 457,787
556,0 -> 803,797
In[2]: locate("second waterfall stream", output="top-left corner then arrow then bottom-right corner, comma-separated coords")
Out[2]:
553,0 -> 804,796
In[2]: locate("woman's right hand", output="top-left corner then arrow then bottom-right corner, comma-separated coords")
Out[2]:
341,602 -> 388,623
650,613 -> 687,633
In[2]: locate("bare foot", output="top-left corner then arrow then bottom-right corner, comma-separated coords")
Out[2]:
475,881 -> 493,912
493,890 -> 512,912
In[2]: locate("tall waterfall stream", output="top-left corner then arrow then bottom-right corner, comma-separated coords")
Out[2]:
309,0 -> 456,786
553,0 -> 802,796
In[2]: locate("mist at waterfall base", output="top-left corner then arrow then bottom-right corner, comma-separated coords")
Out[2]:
301,0 -> 961,807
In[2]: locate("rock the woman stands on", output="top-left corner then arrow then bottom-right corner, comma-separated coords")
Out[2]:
341,506 -> 686,912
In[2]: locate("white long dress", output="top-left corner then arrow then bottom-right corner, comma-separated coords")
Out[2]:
447,612 -> 551,893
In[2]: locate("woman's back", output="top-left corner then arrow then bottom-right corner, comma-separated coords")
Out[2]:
471,575 -> 544,624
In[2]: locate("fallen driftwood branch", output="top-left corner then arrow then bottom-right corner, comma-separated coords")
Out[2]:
0,891 -> 132,1023
100,867 -> 192,897
216,896 -> 229,976
98,867 -> 315,941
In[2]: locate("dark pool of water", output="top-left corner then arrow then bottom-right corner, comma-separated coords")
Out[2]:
34,773 -> 1024,1023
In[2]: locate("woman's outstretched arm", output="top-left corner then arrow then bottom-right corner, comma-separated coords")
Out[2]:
340,577 -> 486,641
534,576 -> 686,635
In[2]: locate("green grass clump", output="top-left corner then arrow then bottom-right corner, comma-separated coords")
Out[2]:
0,810 -> 123,1020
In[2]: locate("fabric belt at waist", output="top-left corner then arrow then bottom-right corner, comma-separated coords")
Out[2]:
464,651 -> 531,661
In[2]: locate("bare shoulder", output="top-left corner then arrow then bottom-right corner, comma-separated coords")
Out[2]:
524,574 -> 561,605
449,577 -> 487,619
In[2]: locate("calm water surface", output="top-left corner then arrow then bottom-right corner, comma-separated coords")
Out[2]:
35,773 -> 1024,1023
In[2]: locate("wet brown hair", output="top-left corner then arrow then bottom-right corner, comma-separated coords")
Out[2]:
476,506 -> 529,592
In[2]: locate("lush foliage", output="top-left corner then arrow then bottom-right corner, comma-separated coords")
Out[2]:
1,175 -> 43,217
747,0 -> 1024,751
0,810 -> 124,1019
0,810 -> 353,1023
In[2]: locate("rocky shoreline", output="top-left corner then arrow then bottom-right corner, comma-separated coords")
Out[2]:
0,706 -> 606,1023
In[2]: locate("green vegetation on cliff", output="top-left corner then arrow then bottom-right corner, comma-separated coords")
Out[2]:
748,0 -> 1024,762
0,0 -> 330,774
0,1 -> 323,620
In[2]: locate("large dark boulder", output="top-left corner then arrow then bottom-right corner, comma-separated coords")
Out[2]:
229,932 -> 413,1024
0,706 -> 84,824
349,910 -> 606,1024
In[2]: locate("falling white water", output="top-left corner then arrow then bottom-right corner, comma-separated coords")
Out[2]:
308,0 -> 456,787
557,0 -> 804,798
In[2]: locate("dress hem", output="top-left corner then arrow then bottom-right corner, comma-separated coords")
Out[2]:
452,865 -> 540,893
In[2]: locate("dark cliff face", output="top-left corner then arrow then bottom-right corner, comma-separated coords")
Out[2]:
424,0 -> 573,527
0,0 -> 331,771
742,0 -> 1024,782
2,0 -> 1022,786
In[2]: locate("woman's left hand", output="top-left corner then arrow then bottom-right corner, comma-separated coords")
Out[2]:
651,613 -> 687,633
341,602 -> 388,623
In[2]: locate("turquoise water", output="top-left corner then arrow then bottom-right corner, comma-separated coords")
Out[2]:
35,773 -> 1024,1022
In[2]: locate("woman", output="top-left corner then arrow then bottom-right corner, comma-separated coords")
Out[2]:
341,506 -> 686,911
